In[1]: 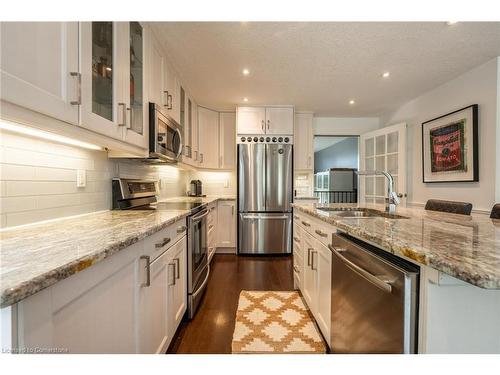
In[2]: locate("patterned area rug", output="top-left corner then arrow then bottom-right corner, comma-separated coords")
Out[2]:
231,291 -> 326,354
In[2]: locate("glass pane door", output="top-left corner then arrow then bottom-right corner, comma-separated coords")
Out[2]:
129,21 -> 143,135
92,22 -> 113,121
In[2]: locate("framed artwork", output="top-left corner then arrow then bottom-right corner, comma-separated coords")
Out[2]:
421,104 -> 478,183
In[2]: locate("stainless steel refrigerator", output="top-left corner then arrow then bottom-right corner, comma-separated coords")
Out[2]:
238,141 -> 293,254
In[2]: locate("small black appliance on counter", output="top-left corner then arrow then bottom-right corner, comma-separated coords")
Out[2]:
188,180 -> 204,197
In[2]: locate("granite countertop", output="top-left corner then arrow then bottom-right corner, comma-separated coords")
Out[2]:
293,203 -> 500,289
0,195 -> 236,308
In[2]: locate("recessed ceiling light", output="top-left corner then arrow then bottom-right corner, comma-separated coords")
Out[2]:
243,98 -> 249,102
446,21 -> 458,25
382,72 -> 390,78
242,69 -> 250,76
349,100 -> 355,105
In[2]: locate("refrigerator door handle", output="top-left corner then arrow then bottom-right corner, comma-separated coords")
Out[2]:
242,215 -> 289,220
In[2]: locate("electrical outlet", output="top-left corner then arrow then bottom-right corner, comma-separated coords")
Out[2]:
77,169 -> 86,188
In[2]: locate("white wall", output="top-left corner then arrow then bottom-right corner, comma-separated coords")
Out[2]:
313,117 -> 380,136
0,131 -> 189,228
381,57 -> 499,212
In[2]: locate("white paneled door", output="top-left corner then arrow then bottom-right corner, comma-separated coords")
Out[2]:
359,123 -> 407,206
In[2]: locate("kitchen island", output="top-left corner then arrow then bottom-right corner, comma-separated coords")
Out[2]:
293,203 -> 500,354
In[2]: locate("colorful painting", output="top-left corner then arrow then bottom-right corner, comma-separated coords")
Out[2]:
422,105 -> 478,183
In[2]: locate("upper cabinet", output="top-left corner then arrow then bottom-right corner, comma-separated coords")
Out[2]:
197,107 -> 219,169
236,106 -> 294,135
236,106 -> 266,134
164,62 -> 181,124
219,112 -> 236,169
294,112 -> 314,171
80,22 -> 148,148
0,22 -> 80,125
265,107 -> 294,135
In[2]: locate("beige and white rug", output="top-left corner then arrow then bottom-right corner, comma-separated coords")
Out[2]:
231,290 -> 326,354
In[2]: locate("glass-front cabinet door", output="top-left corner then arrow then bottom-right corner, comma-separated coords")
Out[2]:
123,21 -> 148,148
81,22 -> 123,140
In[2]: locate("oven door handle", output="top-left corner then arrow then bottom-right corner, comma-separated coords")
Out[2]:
192,266 -> 210,298
191,210 -> 209,222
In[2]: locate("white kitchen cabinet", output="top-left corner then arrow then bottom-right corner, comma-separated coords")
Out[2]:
207,202 -> 218,262
122,22 -> 148,148
312,235 -> 332,341
164,62 -> 180,124
137,244 -> 171,354
294,112 -> 314,170
219,112 -> 236,169
0,22 -> 80,125
237,106 -> 294,135
168,236 -> 187,337
198,107 -> 219,169
148,31 -> 168,108
236,106 -> 266,134
265,107 -> 294,135
301,231 -> 316,311
80,22 -> 125,140
16,241 -> 142,354
191,99 -> 200,165
217,200 -> 236,248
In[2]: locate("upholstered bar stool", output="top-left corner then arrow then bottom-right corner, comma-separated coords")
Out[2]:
424,199 -> 473,215
490,204 -> 500,219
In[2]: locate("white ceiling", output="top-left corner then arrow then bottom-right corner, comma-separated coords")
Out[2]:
314,137 -> 347,152
151,22 -> 500,116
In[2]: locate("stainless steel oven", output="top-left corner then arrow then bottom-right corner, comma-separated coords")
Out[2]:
187,207 -> 209,319
149,103 -> 183,163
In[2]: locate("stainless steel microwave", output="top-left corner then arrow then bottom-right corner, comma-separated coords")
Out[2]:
149,103 -> 183,163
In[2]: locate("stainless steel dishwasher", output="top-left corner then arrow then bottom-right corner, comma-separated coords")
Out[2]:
328,232 -> 419,353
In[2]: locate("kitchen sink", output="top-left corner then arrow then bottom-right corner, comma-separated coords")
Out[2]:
316,207 -> 409,219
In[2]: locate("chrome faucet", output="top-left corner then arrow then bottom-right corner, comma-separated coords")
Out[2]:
356,170 -> 401,214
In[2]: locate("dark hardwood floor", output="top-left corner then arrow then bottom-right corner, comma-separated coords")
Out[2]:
167,254 -> 294,354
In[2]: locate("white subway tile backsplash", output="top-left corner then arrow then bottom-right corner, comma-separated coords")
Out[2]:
0,196 -> 37,213
35,167 -> 77,181
0,164 -> 37,180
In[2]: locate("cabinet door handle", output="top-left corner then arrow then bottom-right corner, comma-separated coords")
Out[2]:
293,236 -> 300,243
311,250 -> 317,270
69,72 -> 81,105
293,215 -> 300,220
261,120 -> 264,132
140,255 -> 151,287
163,90 -> 169,107
315,229 -> 328,238
168,94 -> 173,110
177,225 -> 187,234
118,103 -> 126,126
168,262 -> 176,286
293,265 -> 300,274
175,258 -> 180,279
267,119 -> 270,130
307,247 -> 313,266
194,150 -> 198,161
126,107 -> 132,129
301,220 -> 311,227
155,237 -> 171,249
200,153 -> 204,163
231,205 -> 234,215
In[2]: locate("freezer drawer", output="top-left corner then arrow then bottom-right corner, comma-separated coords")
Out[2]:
238,213 -> 291,254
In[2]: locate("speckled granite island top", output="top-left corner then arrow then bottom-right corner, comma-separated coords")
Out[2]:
0,209 -> 190,308
293,203 -> 500,289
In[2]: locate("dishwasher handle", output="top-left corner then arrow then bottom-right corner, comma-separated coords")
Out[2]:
328,244 -> 392,293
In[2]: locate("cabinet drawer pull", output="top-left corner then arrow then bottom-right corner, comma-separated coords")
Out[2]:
140,255 -> 151,287
307,247 -> 313,266
70,72 -> 81,105
156,237 -> 171,248
175,258 -> 180,279
177,225 -> 187,234
315,229 -> 328,238
301,220 -> 311,227
293,236 -> 300,243
168,262 -> 176,286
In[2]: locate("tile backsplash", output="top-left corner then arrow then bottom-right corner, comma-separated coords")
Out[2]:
0,131 -> 236,228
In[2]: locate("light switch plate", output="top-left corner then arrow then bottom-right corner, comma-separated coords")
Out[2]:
77,169 -> 86,188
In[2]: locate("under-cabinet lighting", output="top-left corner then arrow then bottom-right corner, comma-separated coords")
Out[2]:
446,21 -> 458,25
0,120 -> 102,150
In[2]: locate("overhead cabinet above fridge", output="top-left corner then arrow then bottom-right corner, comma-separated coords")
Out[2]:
236,106 -> 294,135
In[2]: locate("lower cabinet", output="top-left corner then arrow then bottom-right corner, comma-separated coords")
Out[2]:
217,200 -> 236,248
294,213 -> 332,344
14,220 -> 187,354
